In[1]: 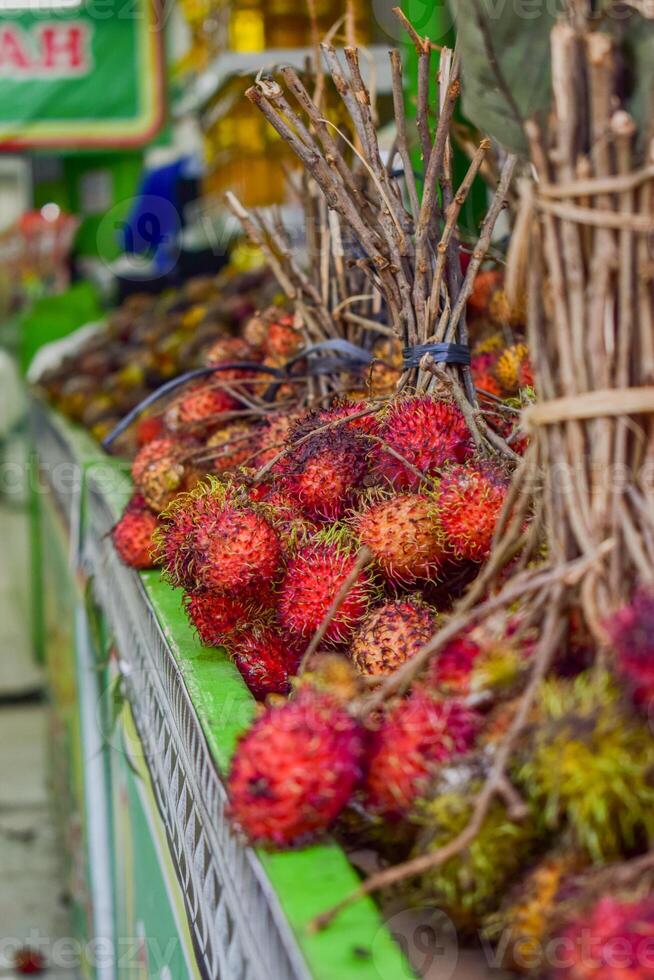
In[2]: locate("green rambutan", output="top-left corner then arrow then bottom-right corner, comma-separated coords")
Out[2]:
431,462 -> 509,563
365,691 -> 480,816
349,599 -> 436,676
227,688 -> 365,846
278,540 -> 375,645
412,781 -> 540,931
356,492 -> 446,583
230,625 -> 303,700
373,396 -> 472,490
112,505 -> 158,570
515,671 -> 654,862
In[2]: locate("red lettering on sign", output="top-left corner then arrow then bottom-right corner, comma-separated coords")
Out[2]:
0,28 -> 31,71
39,25 -> 86,72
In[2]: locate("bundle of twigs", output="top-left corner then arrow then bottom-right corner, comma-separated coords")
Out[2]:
297,3 -> 654,930
238,9 -> 518,431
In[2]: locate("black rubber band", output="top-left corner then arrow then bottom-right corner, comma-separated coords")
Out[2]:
402,342 -> 470,370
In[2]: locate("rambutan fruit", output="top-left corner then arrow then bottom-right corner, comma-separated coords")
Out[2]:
484,851 -> 582,973
518,357 -> 534,390
206,422 -> 254,473
471,352 -> 503,398
278,540 -> 375,645
183,590 -> 251,647
263,313 -> 304,361
196,500 -> 282,595
204,335 -> 259,371
429,623 -> 526,701
227,688 -> 365,846
467,268 -> 504,318
367,338 -> 403,397
298,653 -> 364,704
495,342 -> 530,395
139,454 -> 186,513
230,625 -> 302,700
316,399 -> 381,435
365,691 -> 480,816
489,288 -> 527,329
412,782 -> 540,931
349,599 -> 436,676
373,396 -> 472,489
431,462 -> 509,563
131,436 -> 178,484
277,410 -> 370,520
607,588 -> 654,709
252,411 -> 299,468
356,493 -> 446,583
136,414 -> 164,446
547,895 -> 654,980
177,382 -> 237,428
112,506 -> 158,569
515,670 -> 654,862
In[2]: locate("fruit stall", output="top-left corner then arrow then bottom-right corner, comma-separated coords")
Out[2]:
20,0 -> 654,977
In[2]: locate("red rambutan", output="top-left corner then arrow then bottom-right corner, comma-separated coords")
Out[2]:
356,493 -> 446,583
278,540 -> 374,645
350,599 -> 436,676
471,352 -> 503,398
253,411 -> 299,469
549,895 -> 654,980
431,463 -> 508,563
365,691 -> 480,815
467,268 -> 504,318
264,314 -> 304,361
227,689 -> 365,846
136,414 -> 165,446
177,382 -> 237,428
278,411 -> 370,520
230,626 -> 303,700
607,588 -> 654,708
112,507 -> 159,570
374,396 -> 472,489
429,635 -> 481,696
197,502 -> 282,595
183,590 -> 251,646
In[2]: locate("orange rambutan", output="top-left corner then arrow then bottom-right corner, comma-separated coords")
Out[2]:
349,599 -> 436,676
356,493 -> 446,583
431,462 -> 509,563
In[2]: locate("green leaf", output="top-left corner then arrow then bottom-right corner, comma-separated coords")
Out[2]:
451,0 -> 562,154
622,16 -> 654,154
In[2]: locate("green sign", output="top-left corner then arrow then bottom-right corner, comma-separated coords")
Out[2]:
0,0 -> 165,149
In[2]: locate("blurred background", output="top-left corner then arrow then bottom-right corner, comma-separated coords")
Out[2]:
0,1 -> 447,976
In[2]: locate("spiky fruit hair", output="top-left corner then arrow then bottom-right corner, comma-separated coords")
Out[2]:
547,895 -> 654,980
138,454 -> 186,513
373,396 -> 472,490
365,691 -> 480,816
227,688 -> 365,847
112,507 -> 158,570
515,671 -> 654,862
132,436 -> 178,483
428,627 -> 524,700
276,410 -> 371,521
252,411 -> 299,469
483,851 -> 582,973
356,492 -> 446,584
176,382 -> 237,429
230,625 -> 302,701
495,342 -> 530,395
278,540 -> 375,646
154,486 -> 220,589
412,783 -> 540,932
183,590 -> 252,647
206,422 -> 253,474
471,353 -> 503,399
430,462 -> 509,563
349,599 -> 436,676
607,588 -> 654,710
